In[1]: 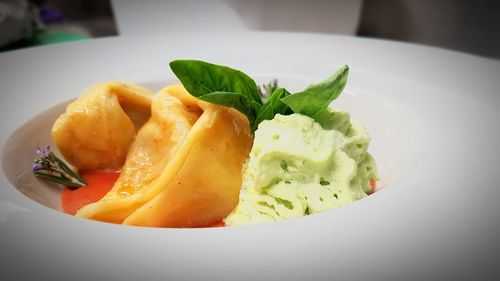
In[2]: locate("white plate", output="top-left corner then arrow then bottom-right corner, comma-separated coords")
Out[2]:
1,32 -> 499,281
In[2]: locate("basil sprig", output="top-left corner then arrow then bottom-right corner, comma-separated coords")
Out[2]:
169,60 -> 349,133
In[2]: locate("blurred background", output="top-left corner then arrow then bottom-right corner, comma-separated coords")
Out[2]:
1,0 -> 499,59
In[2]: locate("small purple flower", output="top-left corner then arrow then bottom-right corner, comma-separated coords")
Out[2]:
32,163 -> 43,172
36,146 -> 50,155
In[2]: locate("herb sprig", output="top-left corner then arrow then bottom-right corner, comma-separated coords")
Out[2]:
32,146 -> 87,188
169,60 -> 349,133
258,79 -> 278,103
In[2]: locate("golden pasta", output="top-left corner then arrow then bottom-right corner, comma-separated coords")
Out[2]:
52,82 -> 153,171
71,84 -> 252,227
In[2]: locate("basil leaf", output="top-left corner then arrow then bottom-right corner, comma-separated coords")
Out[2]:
169,60 -> 262,104
249,100 -> 263,115
268,88 -> 292,116
253,88 -> 292,132
282,65 -> 349,118
198,91 -> 258,123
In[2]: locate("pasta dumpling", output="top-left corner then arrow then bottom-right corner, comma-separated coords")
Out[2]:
52,82 -> 153,171
75,85 -> 253,227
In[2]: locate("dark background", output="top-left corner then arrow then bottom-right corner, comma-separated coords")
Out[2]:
1,0 -> 499,59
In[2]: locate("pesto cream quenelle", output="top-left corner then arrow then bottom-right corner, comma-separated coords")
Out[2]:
224,110 -> 378,226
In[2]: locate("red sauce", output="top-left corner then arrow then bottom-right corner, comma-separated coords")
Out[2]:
61,170 -> 120,215
368,178 -> 377,194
